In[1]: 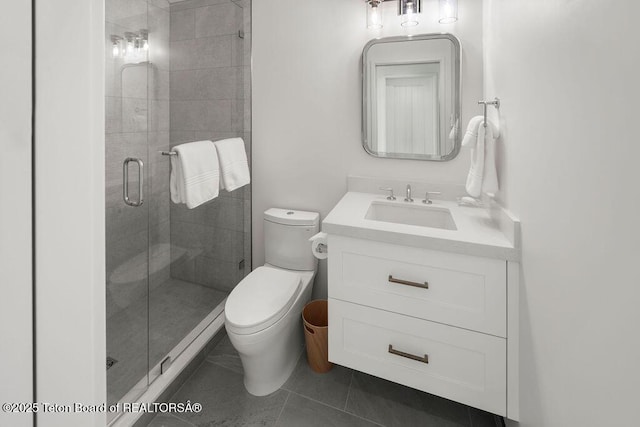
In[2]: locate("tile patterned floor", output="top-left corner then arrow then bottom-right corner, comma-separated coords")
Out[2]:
147,333 -> 503,427
107,278 -> 228,405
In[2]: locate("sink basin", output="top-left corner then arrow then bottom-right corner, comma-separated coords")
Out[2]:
365,201 -> 457,230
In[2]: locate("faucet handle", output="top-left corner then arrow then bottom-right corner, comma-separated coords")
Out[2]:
422,191 -> 442,204
379,187 -> 396,200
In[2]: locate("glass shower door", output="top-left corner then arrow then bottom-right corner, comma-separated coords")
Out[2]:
105,0 -> 251,415
146,0 -> 250,381
105,0 -> 151,410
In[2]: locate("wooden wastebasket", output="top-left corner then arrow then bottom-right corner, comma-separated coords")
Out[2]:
302,299 -> 333,373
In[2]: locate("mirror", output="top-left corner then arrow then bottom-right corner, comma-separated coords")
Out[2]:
362,34 -> 461,161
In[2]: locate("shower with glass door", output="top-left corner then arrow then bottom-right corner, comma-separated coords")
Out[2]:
104,0 -> 251,420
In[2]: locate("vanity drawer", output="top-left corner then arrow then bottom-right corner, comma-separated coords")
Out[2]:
328,235 -> 507,337
328,299 -> 506,416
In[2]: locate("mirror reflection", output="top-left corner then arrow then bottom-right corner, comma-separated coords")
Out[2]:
362,34 -> 461,161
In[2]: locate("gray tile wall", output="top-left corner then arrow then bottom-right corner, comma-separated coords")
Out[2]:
169,0 -> 252,289
106,0 -> 251,316
105,0 -> 171,320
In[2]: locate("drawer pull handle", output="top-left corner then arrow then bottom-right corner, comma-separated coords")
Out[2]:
388,275 -> 429,289
388,345 -> 429,364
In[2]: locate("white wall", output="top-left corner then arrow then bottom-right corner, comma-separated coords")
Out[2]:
484,1 -> 640,425
0,3 -> 33,427
35,1 -> 106,425
253,0 -> 483,298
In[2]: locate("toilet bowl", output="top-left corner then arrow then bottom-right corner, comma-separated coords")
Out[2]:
224,208 -> 320,396
225,266 -> 315,395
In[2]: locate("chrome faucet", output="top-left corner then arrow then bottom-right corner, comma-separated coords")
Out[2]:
422,191 -> 442,204
404,184 -> 413,202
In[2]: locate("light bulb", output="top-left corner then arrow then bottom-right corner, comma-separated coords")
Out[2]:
401,12 -> 418,26
139,30 -> 149,52
367,1 -> 383,29
399,0 -> 420,27
124,32 -> 136,57
110,35 -> 123,58
439,0 -> 458,24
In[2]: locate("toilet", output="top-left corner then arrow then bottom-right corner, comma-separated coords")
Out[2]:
224,208 -> 320,396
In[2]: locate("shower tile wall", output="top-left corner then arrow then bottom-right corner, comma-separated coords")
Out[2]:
169,0 -> 252,291
105,0 -> 171,320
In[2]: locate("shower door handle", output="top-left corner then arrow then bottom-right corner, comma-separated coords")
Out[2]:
123,157 -> 144,207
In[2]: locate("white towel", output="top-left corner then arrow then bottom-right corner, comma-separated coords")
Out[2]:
170,140 -> 219,209
213,138 -> 250,191
464,117 -> 499,198
461,116 -> 484,148
481,121 -> 499,197
465,123 -> 485,198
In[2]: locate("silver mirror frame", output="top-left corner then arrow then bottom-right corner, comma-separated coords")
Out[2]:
362,33 -> 462,161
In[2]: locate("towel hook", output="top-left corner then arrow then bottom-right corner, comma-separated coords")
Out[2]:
478,97 -> 500,128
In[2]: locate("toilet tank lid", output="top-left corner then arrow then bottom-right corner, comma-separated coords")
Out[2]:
264,208 -> 319,226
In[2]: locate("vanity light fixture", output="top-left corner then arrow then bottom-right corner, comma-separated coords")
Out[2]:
398,0 -> 421,27
438,0 -> 458,23
365,0 -> 459,29
139,29 -> 149,51
110,30 -> 149,59
110,35 -> 123,58
364,0 -> 423,28
124,32 -> 136,56
366,0 -> 383,29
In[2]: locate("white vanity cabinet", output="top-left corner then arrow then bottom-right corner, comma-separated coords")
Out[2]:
327,234 -> 517,418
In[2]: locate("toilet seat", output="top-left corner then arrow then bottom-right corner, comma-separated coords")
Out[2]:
225,266 -> 301,335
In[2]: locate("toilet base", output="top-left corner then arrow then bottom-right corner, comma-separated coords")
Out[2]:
225,273 -> 313,396
235,320 -> 304,396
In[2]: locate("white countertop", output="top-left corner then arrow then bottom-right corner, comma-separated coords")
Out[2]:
323,192 -> 520,261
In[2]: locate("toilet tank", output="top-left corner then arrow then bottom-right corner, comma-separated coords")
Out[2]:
264,208 -> 320,271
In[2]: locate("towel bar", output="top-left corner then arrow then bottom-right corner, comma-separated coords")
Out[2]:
478,98 -> 500,127
160,151 -> 178,156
